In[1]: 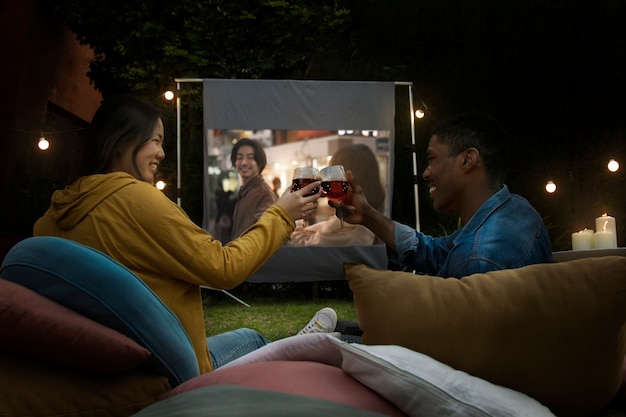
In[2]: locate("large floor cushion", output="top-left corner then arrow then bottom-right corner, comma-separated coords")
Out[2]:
0,351 -> 170,417
0,278 -> 151,374
133,384 -> 391,417
328,336 -> 554,417
175,332 -> 552,417
0,236 -> 199,386
161,360 -> 406,417
345,257 -> 626,417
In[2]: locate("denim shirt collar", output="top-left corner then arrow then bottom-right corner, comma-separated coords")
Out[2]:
453,185 -> 511,241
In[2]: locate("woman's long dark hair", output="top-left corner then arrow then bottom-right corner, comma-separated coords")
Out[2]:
79,94 -> 162,180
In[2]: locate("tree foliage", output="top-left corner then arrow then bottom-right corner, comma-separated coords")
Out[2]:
41,0 -> 357,97
41,0 -> 371,224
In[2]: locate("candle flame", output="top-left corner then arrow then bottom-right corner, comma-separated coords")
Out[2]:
604,220 -> 609,232
602,213 -> 608,217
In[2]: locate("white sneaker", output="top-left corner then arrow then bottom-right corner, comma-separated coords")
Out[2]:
297,307 -> 338,335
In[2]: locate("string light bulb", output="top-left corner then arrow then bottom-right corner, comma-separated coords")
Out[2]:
607,158 -> 620,173
155,180 -> 166,190
37,136 -> 50,151
414,109 -> 425,119
545,180 -> 557,193
163,90 -> 175,101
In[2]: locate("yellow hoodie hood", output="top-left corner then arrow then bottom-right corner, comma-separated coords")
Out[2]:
45,172 -> 138,231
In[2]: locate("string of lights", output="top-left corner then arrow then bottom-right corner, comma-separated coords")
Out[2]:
4,126 -> 89,151
10,89 -> 621,196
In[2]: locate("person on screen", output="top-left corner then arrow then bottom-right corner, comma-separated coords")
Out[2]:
289,143 -> 386,247
338,112 -> 554,277
272,176 -> 282,197
33,94 -> 322,373
230,138 -> 278,240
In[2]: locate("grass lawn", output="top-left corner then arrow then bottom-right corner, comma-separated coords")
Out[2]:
202,283 -> 357,341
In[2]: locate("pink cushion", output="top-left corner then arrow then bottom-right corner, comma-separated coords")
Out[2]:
162,360 -> 406,417
0,278 -> 151,374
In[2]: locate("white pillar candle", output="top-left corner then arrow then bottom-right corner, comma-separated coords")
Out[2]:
595,214 -> 617,248
582,228 -> 594,248
572,229 -> 594,251
594,231 -> 616,249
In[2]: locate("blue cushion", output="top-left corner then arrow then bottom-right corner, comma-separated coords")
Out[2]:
0,236 -> 200,386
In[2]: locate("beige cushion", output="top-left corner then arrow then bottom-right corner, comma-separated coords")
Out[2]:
344,257 -> 626,417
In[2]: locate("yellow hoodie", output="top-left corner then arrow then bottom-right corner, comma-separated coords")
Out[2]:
34,172 -> 295,373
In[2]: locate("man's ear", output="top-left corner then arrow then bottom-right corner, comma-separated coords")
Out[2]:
461,148 -> 480,170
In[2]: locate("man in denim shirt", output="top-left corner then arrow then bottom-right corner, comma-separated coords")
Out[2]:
339,112 -> 553,278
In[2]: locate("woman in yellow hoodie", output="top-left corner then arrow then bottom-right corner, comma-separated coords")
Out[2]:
34,94 -> 321,373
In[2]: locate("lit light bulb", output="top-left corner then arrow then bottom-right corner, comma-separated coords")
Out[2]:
607,158 -> 620,173
155,180 -> 166,190
38,136 -> 50,151
163,90 -> 175,101
415,109 -> 425,119
545,180 -> 557,193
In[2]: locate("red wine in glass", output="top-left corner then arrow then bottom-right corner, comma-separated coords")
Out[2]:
291,167 -> 320,228
320,165 -> 348,227
321,180 -> 348,202
292,178 -> 320,197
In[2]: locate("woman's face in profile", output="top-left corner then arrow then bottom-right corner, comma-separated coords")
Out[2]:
113,118 -> 165,183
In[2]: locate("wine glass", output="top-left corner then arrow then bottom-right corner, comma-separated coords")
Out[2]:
291,167 -> 320,228
320,165 -> 348,227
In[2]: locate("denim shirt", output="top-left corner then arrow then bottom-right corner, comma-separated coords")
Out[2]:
393,185 -> 554,278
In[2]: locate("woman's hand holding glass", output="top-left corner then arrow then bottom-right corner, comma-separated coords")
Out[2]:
278,177 -> 321,222
291,167 -> 320,228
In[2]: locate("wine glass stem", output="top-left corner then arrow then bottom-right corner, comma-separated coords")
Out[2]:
338,206 -> 344,228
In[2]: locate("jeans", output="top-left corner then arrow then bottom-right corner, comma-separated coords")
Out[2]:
206,328 -> 271,369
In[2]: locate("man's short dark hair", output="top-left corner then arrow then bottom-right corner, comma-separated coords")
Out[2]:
431,112 -> 509,186
230,138 -> 267,172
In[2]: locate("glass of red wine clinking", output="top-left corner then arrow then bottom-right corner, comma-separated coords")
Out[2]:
320,165 -> 348,228
291,167 -> 320,229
